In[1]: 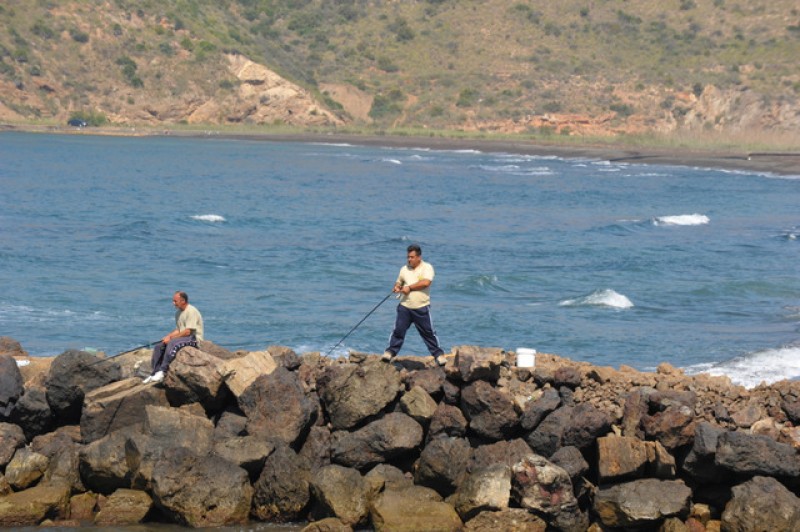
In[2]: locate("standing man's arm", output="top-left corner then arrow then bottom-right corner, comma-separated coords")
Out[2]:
399,279 -> 431,295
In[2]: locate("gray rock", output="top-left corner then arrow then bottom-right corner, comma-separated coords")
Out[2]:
526,403 -> 612,457
427,403 -> 468,442
463,508 -> 547,532
511,454 -> 576,516
318,361 -> 402,430
682,421 -> 731,483
238,366 -> 317,446
4,447 -> 49,490
470,439 -> 533,473
251,444 -> 311,522
0,422 -> 26,468
715,430 -> 800,478
164,346 -> 230,413
453,346 -> 505,383
0,484 -> 70,526
298,425 -> 332,472
370,486 -> 462,532
0,354 -> 24,418
268,345 -> 302,370
125,405 -> 214,490
399,386 -> 437,426
80,377 -> 168,443
310,464 -> 368,527
331,412 -> 423,471
45,349 -> 121,424
364,464 -> 413,502
593,478 -> 692,528
9,386 -> 53,440
151,446 -> 253,527
213,435 -> 275,478
79,428 -> 136,494
549,446 -> 589,484
414,436 -> 471,496
93,488 -> 152,525
721,476 -> 800,532
406,367 -> 446,400
520,387 -> 561,431
460,380 -> 519,441
452,464 -> 512,520
214,406 -> 248,438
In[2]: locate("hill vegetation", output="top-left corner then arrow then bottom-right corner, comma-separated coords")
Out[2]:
1,0 -> 799,142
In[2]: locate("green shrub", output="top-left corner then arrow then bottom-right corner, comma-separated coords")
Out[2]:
610,103 -> 634,116
377,56 -> 399,72
31,21 -> 55,39
70,29 -> 90,43
369,89 -> 404,119
456,88 -> 478,107
69,110 -> 108,126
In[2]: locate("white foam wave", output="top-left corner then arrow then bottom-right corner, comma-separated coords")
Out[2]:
685,345 -> 800,388
191,214 -> 226,223
382,159 -> 402,165
559,289 -> 634,309
653,214 -> 710,226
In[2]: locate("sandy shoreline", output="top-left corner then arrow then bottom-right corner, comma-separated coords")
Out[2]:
4,125 -> 800,176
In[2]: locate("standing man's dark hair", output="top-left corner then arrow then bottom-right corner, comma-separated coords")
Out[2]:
383,245 -> 446,366
176,291 -> 189,303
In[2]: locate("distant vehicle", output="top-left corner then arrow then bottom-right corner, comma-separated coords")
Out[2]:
67,118 -> 87,128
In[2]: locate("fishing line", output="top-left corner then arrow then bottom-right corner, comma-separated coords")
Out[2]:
325,292 -> 395,357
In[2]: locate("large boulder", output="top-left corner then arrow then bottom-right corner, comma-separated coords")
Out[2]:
511,454 -> 581,528
94,488 -> 153,525
238,367 -> 317,446
593,478 -> 692,528
45,350 -> 122,424
681,421 -> 732,483
399,386 -> 437,426
640,390 -> 697,450
470,439 -> 534,472
331,413 -> 423,471
213,435 -> 275,479
218,349 -> 277,398
9,386 -> 53,440
79,428 -> 136,494
370,486 -> 462,532
596,435 -> 676,482
0,422 -> 26,468
0,354 -> 24,418
526,404 -> 612,457
4,448 -> 48,490
520,388 -> 561,431
251,444 -> 311,522
427,403 -> 468,441
80,378 -> 168,443
460,380 -> 520,441
310,464 -> 368,527
299,425 -> 333,472
0,337 -> 27,358
0,483 -> 71,526
715,430 -> 800,478
452,464 -> 512,521
721,476 -> 800,532
151,446 -> 252,527
125,405 -> 214,490
317,361 -> 403,430
414,436 -> 471,496
463,508 -> 547,532
164,346 -> 230,413
453,346 -> 506,383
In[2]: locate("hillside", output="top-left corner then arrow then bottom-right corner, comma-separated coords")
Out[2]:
1,0 -> 799,140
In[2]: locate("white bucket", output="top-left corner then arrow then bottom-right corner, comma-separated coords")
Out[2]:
516,348 -> 536,368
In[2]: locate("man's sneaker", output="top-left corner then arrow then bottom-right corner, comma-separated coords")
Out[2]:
435,354 -> 447,367
381,351 -> 395,362
149,371 -> 165,383
142,374 -> 153,384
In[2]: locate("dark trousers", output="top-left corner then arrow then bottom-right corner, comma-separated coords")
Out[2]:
150,335 -> 197,374
387,304 -> 444,357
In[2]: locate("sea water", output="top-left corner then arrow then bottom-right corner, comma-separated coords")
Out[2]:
1,132 -> 798,388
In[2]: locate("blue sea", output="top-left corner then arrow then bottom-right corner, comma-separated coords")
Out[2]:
1,132 -> 798,388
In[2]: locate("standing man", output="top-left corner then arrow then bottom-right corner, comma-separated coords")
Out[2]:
383,244 -> 446,366
143,291 -> 204,384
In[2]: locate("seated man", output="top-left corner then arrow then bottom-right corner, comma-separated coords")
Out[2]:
143,291 -> 204,384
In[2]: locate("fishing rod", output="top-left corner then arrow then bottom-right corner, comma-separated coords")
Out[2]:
86,341 -> 160,367
326,292 -> 395,357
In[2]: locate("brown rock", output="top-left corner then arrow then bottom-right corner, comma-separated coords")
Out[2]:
464,508 -> 547,531
370,486 -> 462,532
218,349 -> 277,398
0,484 -> 70,526
94,488 -> 152,525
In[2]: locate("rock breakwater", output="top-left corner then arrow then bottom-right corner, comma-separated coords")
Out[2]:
1,336 -> 800,530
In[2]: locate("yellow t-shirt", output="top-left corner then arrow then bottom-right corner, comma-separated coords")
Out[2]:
175,303 -> 204,341
397,260 -> 435,310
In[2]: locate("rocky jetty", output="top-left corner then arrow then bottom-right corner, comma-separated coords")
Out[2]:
2,336 -> 800,531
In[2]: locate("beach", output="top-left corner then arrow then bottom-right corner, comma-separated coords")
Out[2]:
4,124 -> 800,176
